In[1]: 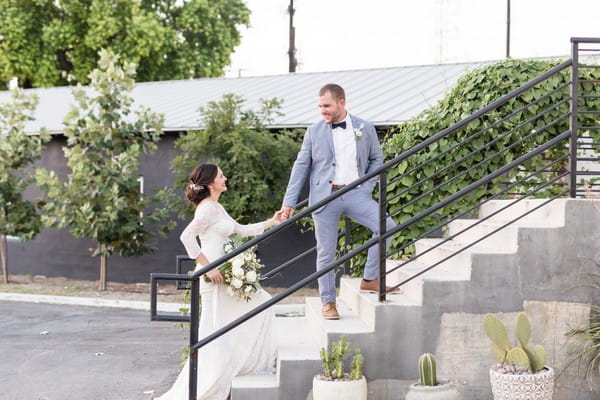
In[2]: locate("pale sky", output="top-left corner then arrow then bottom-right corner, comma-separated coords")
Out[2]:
225,0 -> 600,77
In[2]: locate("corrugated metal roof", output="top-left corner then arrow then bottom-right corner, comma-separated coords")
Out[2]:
0,62 -> 482,134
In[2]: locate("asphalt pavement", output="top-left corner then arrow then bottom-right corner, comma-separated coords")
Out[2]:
0,300 -> 186,400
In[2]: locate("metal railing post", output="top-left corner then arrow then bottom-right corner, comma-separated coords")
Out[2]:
188,278 -> 200,400
343,216 -> 352,276
569,38 -> 580,198
378,171 -> 388,302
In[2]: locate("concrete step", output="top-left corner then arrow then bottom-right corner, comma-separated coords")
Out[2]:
448,218 -> 519,252
334,278 -> 425,377
413,238 -> 474,279
231,314 -> 321,400
414,237 -> 514,280
385,259 -> 466,306
339,276 -> 420,327
478,198 -> 566,226
231,374 -> 278,400
447,217 -> 559,252
305,296 -> 373,347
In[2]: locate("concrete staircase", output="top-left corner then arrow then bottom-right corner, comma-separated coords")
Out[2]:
231,199 -> 598,400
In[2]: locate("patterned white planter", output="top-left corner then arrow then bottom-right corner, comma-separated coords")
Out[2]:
312,375 -> 367,400
405,379 -> 462,400
489,366 -> 554,400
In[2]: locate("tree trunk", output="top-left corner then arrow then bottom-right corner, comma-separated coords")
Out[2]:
99,244 -> 107,291
0,234 -> 8,284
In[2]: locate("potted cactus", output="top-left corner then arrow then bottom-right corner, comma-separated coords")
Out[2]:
312,336 -> 367,400
483,313 -> 554,400
406,353 -> 462,400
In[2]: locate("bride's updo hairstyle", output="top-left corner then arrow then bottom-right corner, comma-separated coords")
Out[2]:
186,163 -> 218,206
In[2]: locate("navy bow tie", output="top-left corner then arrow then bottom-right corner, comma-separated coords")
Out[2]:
332,121 -> 346,130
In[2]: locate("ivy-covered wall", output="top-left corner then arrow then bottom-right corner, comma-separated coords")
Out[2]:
377,59 -> 600,261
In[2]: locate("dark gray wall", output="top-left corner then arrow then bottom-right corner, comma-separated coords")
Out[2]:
8,133 -> 317,287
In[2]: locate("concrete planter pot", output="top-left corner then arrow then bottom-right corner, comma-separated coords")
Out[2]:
312,375 -> 367,400
489,365 -> 554,400
405,380 -> 462,400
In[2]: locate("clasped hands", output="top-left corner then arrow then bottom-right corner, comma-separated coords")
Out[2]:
269,206 -> 294,226
279,206 -> 294,221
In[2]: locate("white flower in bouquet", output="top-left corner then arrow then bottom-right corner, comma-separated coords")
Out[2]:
204,236 -> 266,301
232,264 -> 245,279
231,277 -> 244,289
231,255 -> 244,269
245,270 -> 257,283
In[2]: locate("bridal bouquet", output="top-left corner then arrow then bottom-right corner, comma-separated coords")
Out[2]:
206,237 -> 265,301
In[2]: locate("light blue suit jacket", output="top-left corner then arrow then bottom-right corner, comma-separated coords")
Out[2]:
282,114 -> 383,209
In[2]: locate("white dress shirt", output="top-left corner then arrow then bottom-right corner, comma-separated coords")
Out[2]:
332,113 -> 359,185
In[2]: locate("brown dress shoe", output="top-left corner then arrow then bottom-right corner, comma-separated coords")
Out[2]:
360,278 -> 402,294
322,302 -> 340,320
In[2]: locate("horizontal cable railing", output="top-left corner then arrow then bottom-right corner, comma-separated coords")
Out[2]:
150,38 -> 600,399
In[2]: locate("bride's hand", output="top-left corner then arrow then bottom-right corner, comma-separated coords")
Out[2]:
206,268 -> 224,284
265,211 -> 283,228
273,210 -> 287,225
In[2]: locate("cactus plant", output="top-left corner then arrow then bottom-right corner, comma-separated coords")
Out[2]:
350,349 -> 364,381
318,336 -> 364,381
320,347 -> 332,379
407,353 -> 462,399
418,353 -> 438,386
483,312 -> 547,373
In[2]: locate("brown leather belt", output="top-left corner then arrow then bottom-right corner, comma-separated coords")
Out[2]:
331,184 -> 346,189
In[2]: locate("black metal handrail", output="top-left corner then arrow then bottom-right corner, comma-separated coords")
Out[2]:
386,154 -> 569,262
150,38 -> 600,399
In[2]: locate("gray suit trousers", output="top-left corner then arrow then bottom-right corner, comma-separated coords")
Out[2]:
312,187 -> 396,305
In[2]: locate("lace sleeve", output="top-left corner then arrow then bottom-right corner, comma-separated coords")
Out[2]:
226,210 -> 265,237
179,202 -> 214,259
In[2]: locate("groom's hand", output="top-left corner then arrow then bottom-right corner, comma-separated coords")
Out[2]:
280,206 -> 294,220
274,210 -> 286,223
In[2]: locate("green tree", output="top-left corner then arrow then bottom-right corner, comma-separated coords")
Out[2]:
159,94 -> 301,223
0,82 -> 49,284
36,50 -> 174,290
0,0 -> 250,88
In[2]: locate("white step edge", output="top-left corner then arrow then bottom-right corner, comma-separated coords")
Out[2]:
479,198 -> 566,225
339,277 -> 420,327
305,297 -> 372,347
447,219 -> 519,252
231,373 -> 278,389
386,258 -> 467,305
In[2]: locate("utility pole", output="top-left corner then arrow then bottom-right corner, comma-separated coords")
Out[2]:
288,0 -> 298,73
506,0 -> 511,58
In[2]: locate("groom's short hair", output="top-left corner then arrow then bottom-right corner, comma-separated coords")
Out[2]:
319,84 -> 345,101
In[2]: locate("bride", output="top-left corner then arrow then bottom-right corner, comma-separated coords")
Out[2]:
156,163 -> 283,400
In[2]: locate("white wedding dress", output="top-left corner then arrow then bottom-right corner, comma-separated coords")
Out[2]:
156,200 -> 276,400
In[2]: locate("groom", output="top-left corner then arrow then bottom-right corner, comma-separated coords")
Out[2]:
281,83 -> 397,320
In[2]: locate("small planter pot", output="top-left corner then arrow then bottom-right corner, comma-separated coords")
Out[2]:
312,375 -> 367,400
489,365 -> 554,400
405,380 -> 462,400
